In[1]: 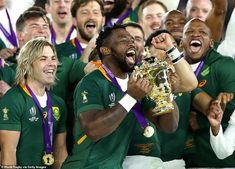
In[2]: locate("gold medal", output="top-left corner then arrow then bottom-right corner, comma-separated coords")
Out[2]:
43,153 -> 55,166
143,125 -> 154,138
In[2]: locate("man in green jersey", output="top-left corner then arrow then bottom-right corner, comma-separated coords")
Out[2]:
54,0 -> 105,155
0,6 -> 51,99
0,38 -> 67,167
61,24 -> 179,169
56,0 -> 105,62
181,18 -> 235,167
125,28 -> 217,169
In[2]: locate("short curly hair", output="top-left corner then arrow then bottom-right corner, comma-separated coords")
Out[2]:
96,24 -> 126,60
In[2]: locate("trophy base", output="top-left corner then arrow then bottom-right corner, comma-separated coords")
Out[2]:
152,103 -> 174,116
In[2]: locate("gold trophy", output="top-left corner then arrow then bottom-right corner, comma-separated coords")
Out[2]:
133,47 -> 174,116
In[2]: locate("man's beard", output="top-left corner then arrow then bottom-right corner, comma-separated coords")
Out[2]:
106,0 -> 127,19
77,22 -> 102,42
78,27 -> 93,42
118,59 -> 134,72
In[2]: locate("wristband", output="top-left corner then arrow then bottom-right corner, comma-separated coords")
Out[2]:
118,94 -> 137,112
172,53 -> 184,64
166,46 -> 181,61
166,46 -> 176,54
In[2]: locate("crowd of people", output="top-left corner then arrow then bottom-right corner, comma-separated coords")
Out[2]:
0,0 -> 235,168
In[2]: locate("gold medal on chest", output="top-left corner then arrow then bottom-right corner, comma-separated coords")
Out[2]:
143,125 -> 154,138
43,153 -> 55,166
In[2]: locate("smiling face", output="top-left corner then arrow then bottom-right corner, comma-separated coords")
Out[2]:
30,45 -> 58,87
17,17 -> 50,47
125,26 -> 145,63
161,10 -> 186,45
46,0 -> 73,26
181,19 -> 213,64
105,28 -> 136,72
74,0 -> 104,42
140,3 -> 167,39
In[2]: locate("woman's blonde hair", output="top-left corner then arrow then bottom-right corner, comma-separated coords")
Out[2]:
15,38 -> 57,85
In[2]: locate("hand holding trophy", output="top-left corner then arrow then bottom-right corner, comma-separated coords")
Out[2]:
133,46 -> 174,116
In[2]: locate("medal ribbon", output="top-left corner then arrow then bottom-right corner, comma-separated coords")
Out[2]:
50,25 -> 75,45
0,58 -> 2,68
194,60 -> 204,77
106,8 -> 132,27
74,38 -> 84,56
0,9 -> 18,47
101,64 -> 148,129
25,85 -> 53,154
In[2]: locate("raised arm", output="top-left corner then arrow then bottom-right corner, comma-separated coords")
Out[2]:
206,0 -> 228,41
0,130 -> 20,166
207,93 -> 235,159
192,91 -> 213,116
151,33 -> 198,92
210,110 -> 235,159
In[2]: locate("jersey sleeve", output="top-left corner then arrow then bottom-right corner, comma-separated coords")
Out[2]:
0,89 -> 24,131
73,75 -> 104,117
69,59 -> 86,84
216,57 -> 235,110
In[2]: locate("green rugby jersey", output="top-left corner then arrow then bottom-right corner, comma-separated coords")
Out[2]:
0,85 -> 67,166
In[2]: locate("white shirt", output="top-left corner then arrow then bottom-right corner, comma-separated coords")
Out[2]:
123,155 -> 164,169
36,92 -> 47,108
217,9 -> 235,59
210,110 -> 235,159
116,76 -> 128,92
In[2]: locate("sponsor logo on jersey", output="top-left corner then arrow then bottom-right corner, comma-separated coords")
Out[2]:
2,107 -> 9,121
135,143 -> 153,154
108,92 -> 116,107
198,79 -> 207,87
52,107 -> 60,121
43,111 -> 48,119
81,91 -> 88,103
201,66 -> 210,76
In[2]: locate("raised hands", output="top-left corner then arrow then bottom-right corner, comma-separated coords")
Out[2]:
151,33 -> 175,51
208,92 -> 234,135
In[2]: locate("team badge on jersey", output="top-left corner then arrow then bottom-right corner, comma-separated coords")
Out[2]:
81,91 -> 88,103
108,92 -> 116,107
52,107 -> 60,121
2,107 -> 9,121
29,106 -> 39,122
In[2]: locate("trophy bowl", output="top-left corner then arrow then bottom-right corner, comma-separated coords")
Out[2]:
134,56 -> 174,116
